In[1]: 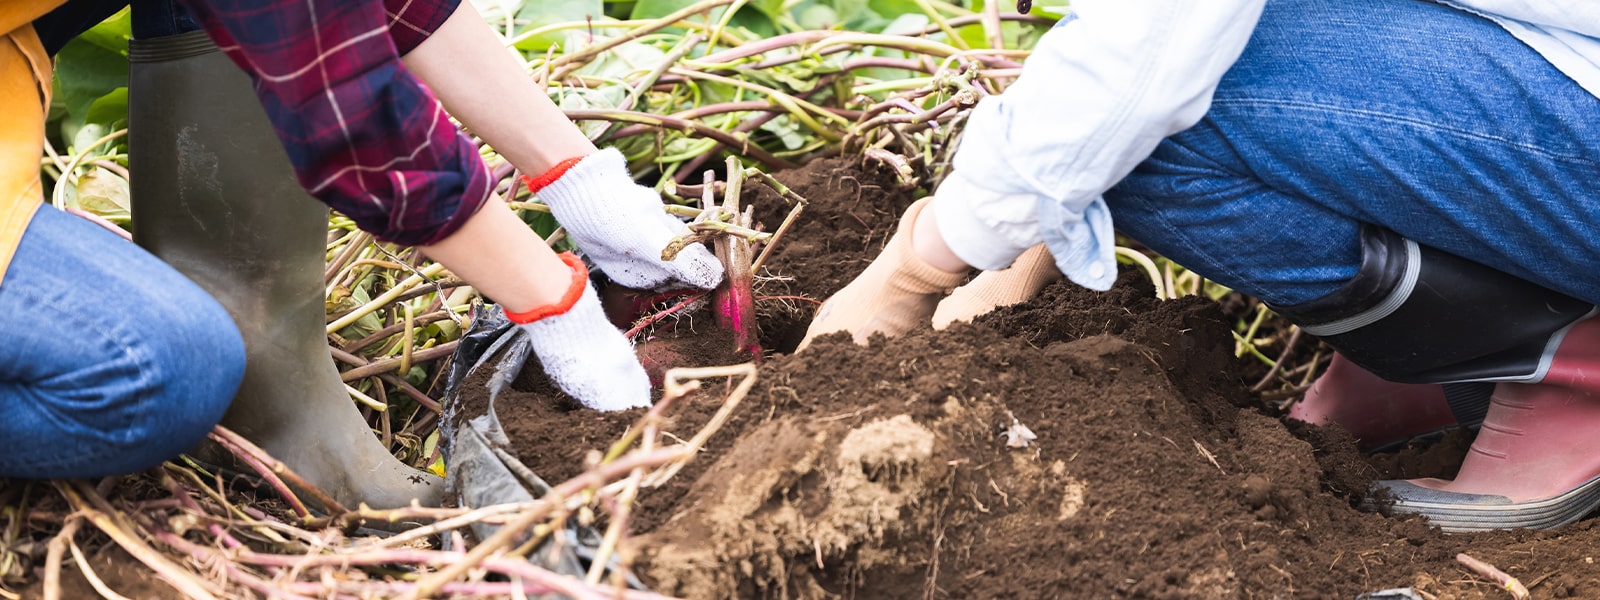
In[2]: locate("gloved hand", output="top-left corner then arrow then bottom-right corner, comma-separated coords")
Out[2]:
531,148 -> 723,291
508,253 -> 651,411
798,198 -> 968,351
931,243 -> 1060,329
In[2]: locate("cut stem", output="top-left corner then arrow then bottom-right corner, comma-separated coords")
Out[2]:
713,157 -> 761,359
1456,553 -> 1531,600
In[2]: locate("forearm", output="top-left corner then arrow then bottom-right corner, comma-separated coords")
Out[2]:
418,199 -> 570,313
401,1 -> 596,175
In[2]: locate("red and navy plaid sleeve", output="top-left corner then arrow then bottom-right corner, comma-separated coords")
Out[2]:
178,0 -> 488,246
385,0 -> 459,55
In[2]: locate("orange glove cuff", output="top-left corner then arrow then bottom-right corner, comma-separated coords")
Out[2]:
504,252 -> 589,324
521,155 -> 586,195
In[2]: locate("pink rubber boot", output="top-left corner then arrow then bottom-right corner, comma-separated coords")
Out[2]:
1289,353 -> 1456,450
1376,316 -> 1600,531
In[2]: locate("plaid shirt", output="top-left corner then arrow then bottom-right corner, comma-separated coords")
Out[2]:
179,0 -> 487,246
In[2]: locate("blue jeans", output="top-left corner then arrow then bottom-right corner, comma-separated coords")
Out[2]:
0,207 -> 244,479
1106,0 -> 1600,307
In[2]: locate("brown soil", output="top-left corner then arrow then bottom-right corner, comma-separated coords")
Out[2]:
16,545 -> 173,600
476,157 -> 1600,599
741,155 -> 920,354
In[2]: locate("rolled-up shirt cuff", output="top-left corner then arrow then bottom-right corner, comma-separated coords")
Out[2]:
931,171 -> 1041,271
388,0 -> 462,55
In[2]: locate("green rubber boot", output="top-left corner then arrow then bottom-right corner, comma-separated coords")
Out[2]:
128,31 -> 442,511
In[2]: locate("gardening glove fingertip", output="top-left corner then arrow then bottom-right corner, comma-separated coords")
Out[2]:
798,198 -> 967,351
932,243 -> 1061,329
669,241 -> 724,290
511,254 -> 652,411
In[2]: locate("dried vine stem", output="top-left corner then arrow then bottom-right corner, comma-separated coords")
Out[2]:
210,426 -> 347,517
585,408 -> 660,586
55,482 -> 220,600
638,363 -> 760,488
40,517 -> 80,600
1456,553 -> 1531,600
405,447 -> 691,599
66,537 -> 130,600
731,168 -> 805,278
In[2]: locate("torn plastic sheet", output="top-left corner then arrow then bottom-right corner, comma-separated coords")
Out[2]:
438,303 -> 644,591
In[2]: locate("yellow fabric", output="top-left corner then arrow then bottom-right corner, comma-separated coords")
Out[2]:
0,4 -> 65,285
0,2 -> 62,35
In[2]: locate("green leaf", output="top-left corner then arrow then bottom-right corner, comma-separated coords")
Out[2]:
725,8 -> 780,39
76,8 -> 131,57
468,0 -> 521,22
423,430 -> 446,476
72,122 -> 111,156
795,3 -> 839,29
336,286 -> 384,340
753,0 -> 872,31
404,365 -> 429,386
660,135 -> 711,156
824,0 -> 870,25
735,60 -> 827,93
426,319 -> 460,341
629,0 -> 695,20
84,87 -> 128,129
604,0 -> 636,20
511,0 -> 604,50
957,22 -> 988,48
759,115 -> 808,150
692,79 -> 743,105
879,12 -> 929,35
1031,4 -> 1071,20
958,0 -> 1054,49
867,0 -> 922,20
553,83 -> 630,139
571,32 -> 669,81
747,0 -> 785,19
517,202 -> 565,243
53,38 -> 128,144
70,167 -> 131,222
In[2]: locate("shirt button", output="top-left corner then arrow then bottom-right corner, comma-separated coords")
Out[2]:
1088,262 -> 1106,280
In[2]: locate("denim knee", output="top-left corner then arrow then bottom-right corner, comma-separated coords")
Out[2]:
24,288 -> 244,479
115,292 -> 246,474
0,209 -> 246,479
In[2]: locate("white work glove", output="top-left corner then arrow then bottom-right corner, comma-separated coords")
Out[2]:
509,253 -> 651,411
533,148 -> 723,291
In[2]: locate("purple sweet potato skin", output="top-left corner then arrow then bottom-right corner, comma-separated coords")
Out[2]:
712,277 -> 760,358
635,339 -> 692,387
601,284 -> 700,332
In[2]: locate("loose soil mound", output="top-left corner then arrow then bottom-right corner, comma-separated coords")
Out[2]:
481,158 -> 1600,599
